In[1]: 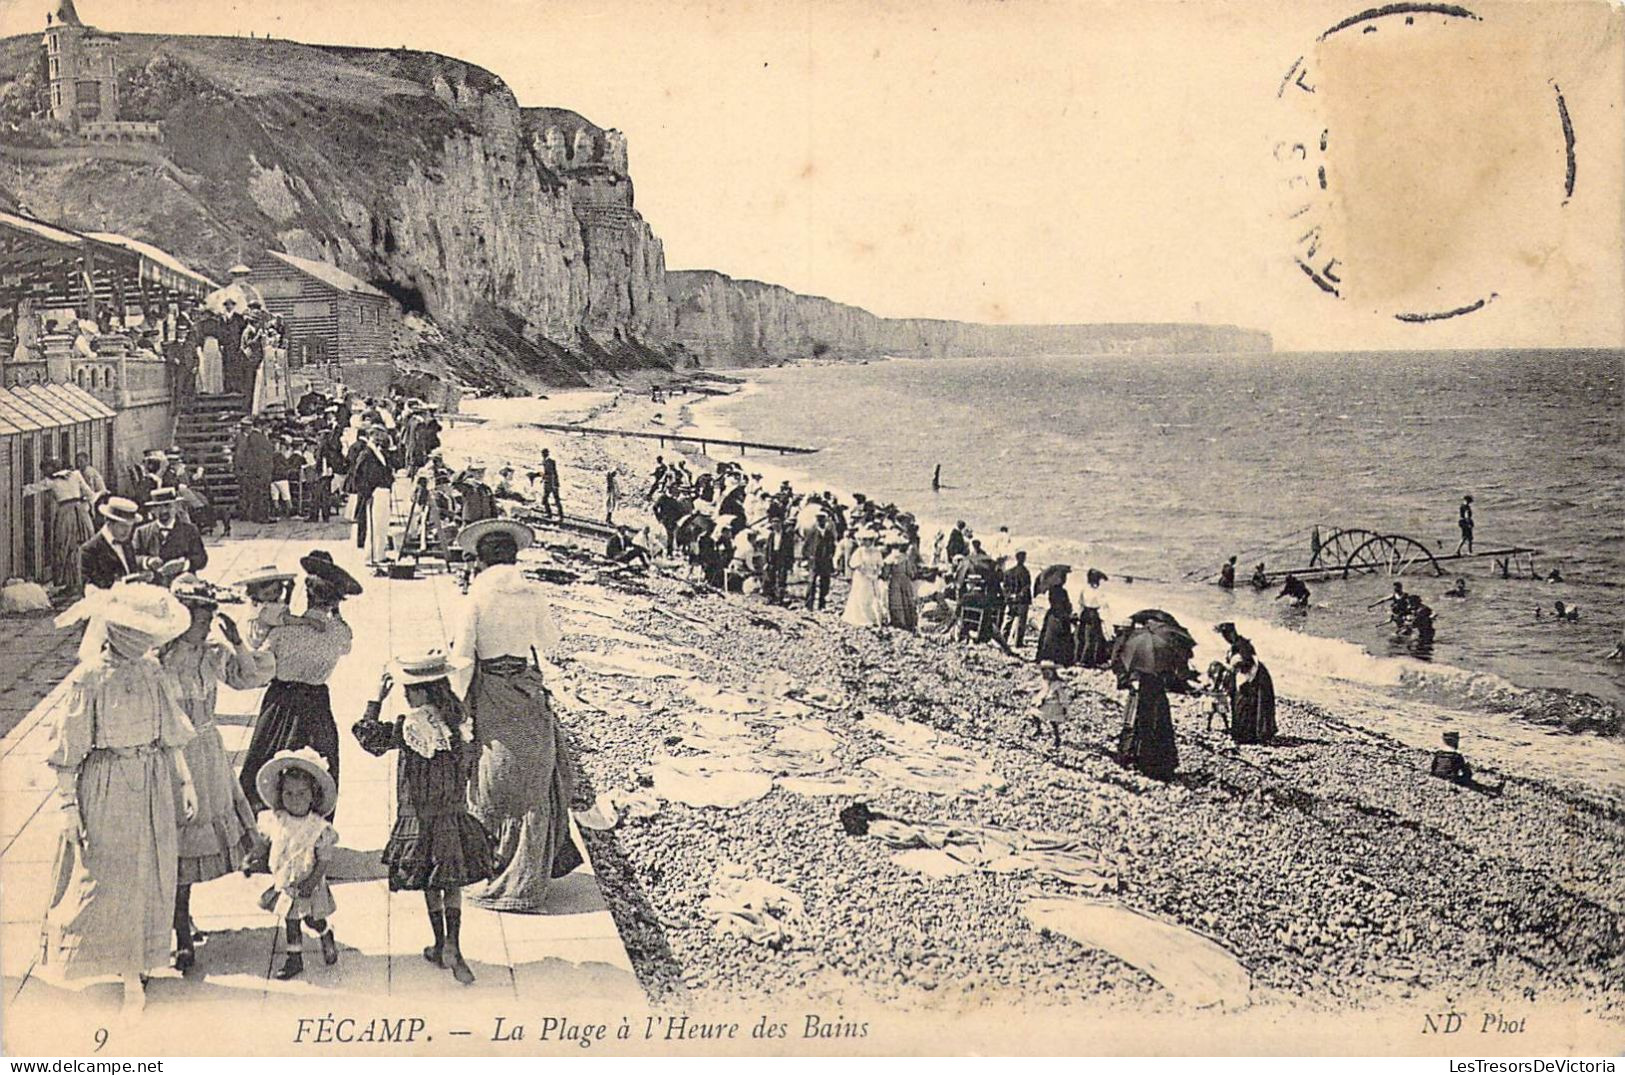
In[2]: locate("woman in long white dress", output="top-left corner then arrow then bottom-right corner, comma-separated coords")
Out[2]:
41,583 -> 198,1015
842,529 -> 888,628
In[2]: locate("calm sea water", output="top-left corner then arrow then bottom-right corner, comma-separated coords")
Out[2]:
695,349 -> 1624,718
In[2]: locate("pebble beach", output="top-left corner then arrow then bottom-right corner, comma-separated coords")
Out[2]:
435,385 -> 1625,1040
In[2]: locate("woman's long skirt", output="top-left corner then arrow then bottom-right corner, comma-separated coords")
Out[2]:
50,499 -> 93,593
1036,609 -> 1075,666
178,723 -> 259,883
886,573 -> 918,633
238,680 -> 340,819
465,666 -> 582,912
1075,606 -> 1110,668
1118,677 -> 1178,781
1230,662 -> 1278,745
42,748 -> 178,979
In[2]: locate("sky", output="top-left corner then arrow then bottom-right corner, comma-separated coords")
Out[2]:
2,0 -> 1621,350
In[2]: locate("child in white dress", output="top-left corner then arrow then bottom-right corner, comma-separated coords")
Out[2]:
1030,661 -> 1070,750
246,748 -> 340,979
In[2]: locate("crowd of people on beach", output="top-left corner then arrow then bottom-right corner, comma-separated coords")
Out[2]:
32,405 -> 583,1011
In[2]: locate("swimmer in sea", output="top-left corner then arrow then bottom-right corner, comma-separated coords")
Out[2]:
1444,578 -> 1469,598
1275,574 -> 1311,609
1547,568 -> 1565,583
1553,601 -> 1579,622
1249,563 -> 1269,590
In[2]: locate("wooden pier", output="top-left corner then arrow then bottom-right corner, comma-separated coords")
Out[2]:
521,421 -> 819,456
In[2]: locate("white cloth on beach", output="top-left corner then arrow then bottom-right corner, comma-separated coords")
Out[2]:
650,752 -> 773,808
702,863 -> 806,948
1023,899 -> 1252,1009
571,649 -> 695,680
867,819 -> 1117,890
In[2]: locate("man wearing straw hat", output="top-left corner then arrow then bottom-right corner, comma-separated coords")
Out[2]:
78,496 -> 142,591
449,518 -> 581,911
132,487 -> 208,574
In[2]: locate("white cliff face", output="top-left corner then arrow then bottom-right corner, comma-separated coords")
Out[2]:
667,269 -> 1272,364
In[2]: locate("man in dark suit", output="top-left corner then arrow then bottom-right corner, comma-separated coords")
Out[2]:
539,449 -> 563,520
1001,550 -> 1034,647
132,487 -> 208,573
805,514 -> 837,611
79,497 -> 141,590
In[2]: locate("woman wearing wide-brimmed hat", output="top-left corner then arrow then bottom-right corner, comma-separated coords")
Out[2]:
40,582 -> 199,1015
1075,569 -> 1112,668
449,519 -> 582,912
238,550 -> 360,819
881,531 -> 918,632
23,457 -> 96,596
841,528 -> 888,628
1034,564 -> 1076,666
161,576 -> 275,970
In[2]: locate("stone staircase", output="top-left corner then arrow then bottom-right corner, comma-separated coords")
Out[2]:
174,393 -> 246,516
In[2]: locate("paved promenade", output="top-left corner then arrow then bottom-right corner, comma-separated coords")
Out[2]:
0,518 -> 643,1054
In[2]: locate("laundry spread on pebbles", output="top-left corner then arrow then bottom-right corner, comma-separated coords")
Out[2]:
1022,898 -> 1253,1009
702,863 -> 807,949
570,649 -> 698,680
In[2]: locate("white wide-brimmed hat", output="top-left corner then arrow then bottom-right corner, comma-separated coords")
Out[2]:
55,581 -> 191,646
390,648 -> 473,685
254,747 -> 337,816
235,564 -> 295,590
454,518 -> 534,554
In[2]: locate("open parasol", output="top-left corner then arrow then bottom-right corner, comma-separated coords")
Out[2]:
1032,564 -> 1072,593
1113,610 -> 1198,675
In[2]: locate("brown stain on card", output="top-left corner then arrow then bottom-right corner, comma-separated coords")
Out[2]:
1313,17 -> 1562,311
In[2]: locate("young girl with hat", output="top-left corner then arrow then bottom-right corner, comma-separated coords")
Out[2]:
41,582 -> 199,1014
161,577 -> 275,970
248,748 -> 340,980
1029,661 -> 1071,750
353,650 -> 494,985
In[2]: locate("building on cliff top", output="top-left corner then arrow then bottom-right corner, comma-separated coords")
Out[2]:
245,251 -> 398,382
39,0 -> 161,143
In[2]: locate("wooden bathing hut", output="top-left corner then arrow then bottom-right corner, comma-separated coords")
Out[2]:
0,381 -> 115,584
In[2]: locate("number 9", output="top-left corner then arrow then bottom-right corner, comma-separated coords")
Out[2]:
94,1028 -> 109,1051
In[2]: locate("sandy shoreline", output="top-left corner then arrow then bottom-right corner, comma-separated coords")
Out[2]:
434,386 -> 1623,1046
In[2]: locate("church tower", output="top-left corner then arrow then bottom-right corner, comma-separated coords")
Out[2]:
42,0 -> 121,131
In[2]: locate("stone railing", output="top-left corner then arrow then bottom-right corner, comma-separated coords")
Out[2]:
0,335 -> 171,408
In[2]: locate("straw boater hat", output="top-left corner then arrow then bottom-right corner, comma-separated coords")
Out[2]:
98,496 -> 140,524
255,747 -> 336,816
235,564 -> 295,590
299,550 -> 363,596
391,648 -> 473,685
455,518 -> 534,554
147,486 -> 178,507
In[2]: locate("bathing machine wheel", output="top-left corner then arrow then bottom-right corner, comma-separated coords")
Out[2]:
1343,534 -> 1443,578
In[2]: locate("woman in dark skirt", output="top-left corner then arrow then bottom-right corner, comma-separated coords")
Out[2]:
450,519 -> 583,913
1035,566 -> 1076,666
354,654 -> 494,986
1075,568 -> 1112,667
1116,668 -> 1179,780
1216,621 -> 1277,744
239,551 -> 360,818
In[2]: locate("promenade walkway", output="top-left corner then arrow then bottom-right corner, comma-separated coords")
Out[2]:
0,520 -> 643,1054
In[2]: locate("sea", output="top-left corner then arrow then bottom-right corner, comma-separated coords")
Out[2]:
684,348 -> 1624,776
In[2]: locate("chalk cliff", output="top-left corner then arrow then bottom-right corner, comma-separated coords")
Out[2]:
667,270 -> 1272,363
0,30 -> 1268,389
